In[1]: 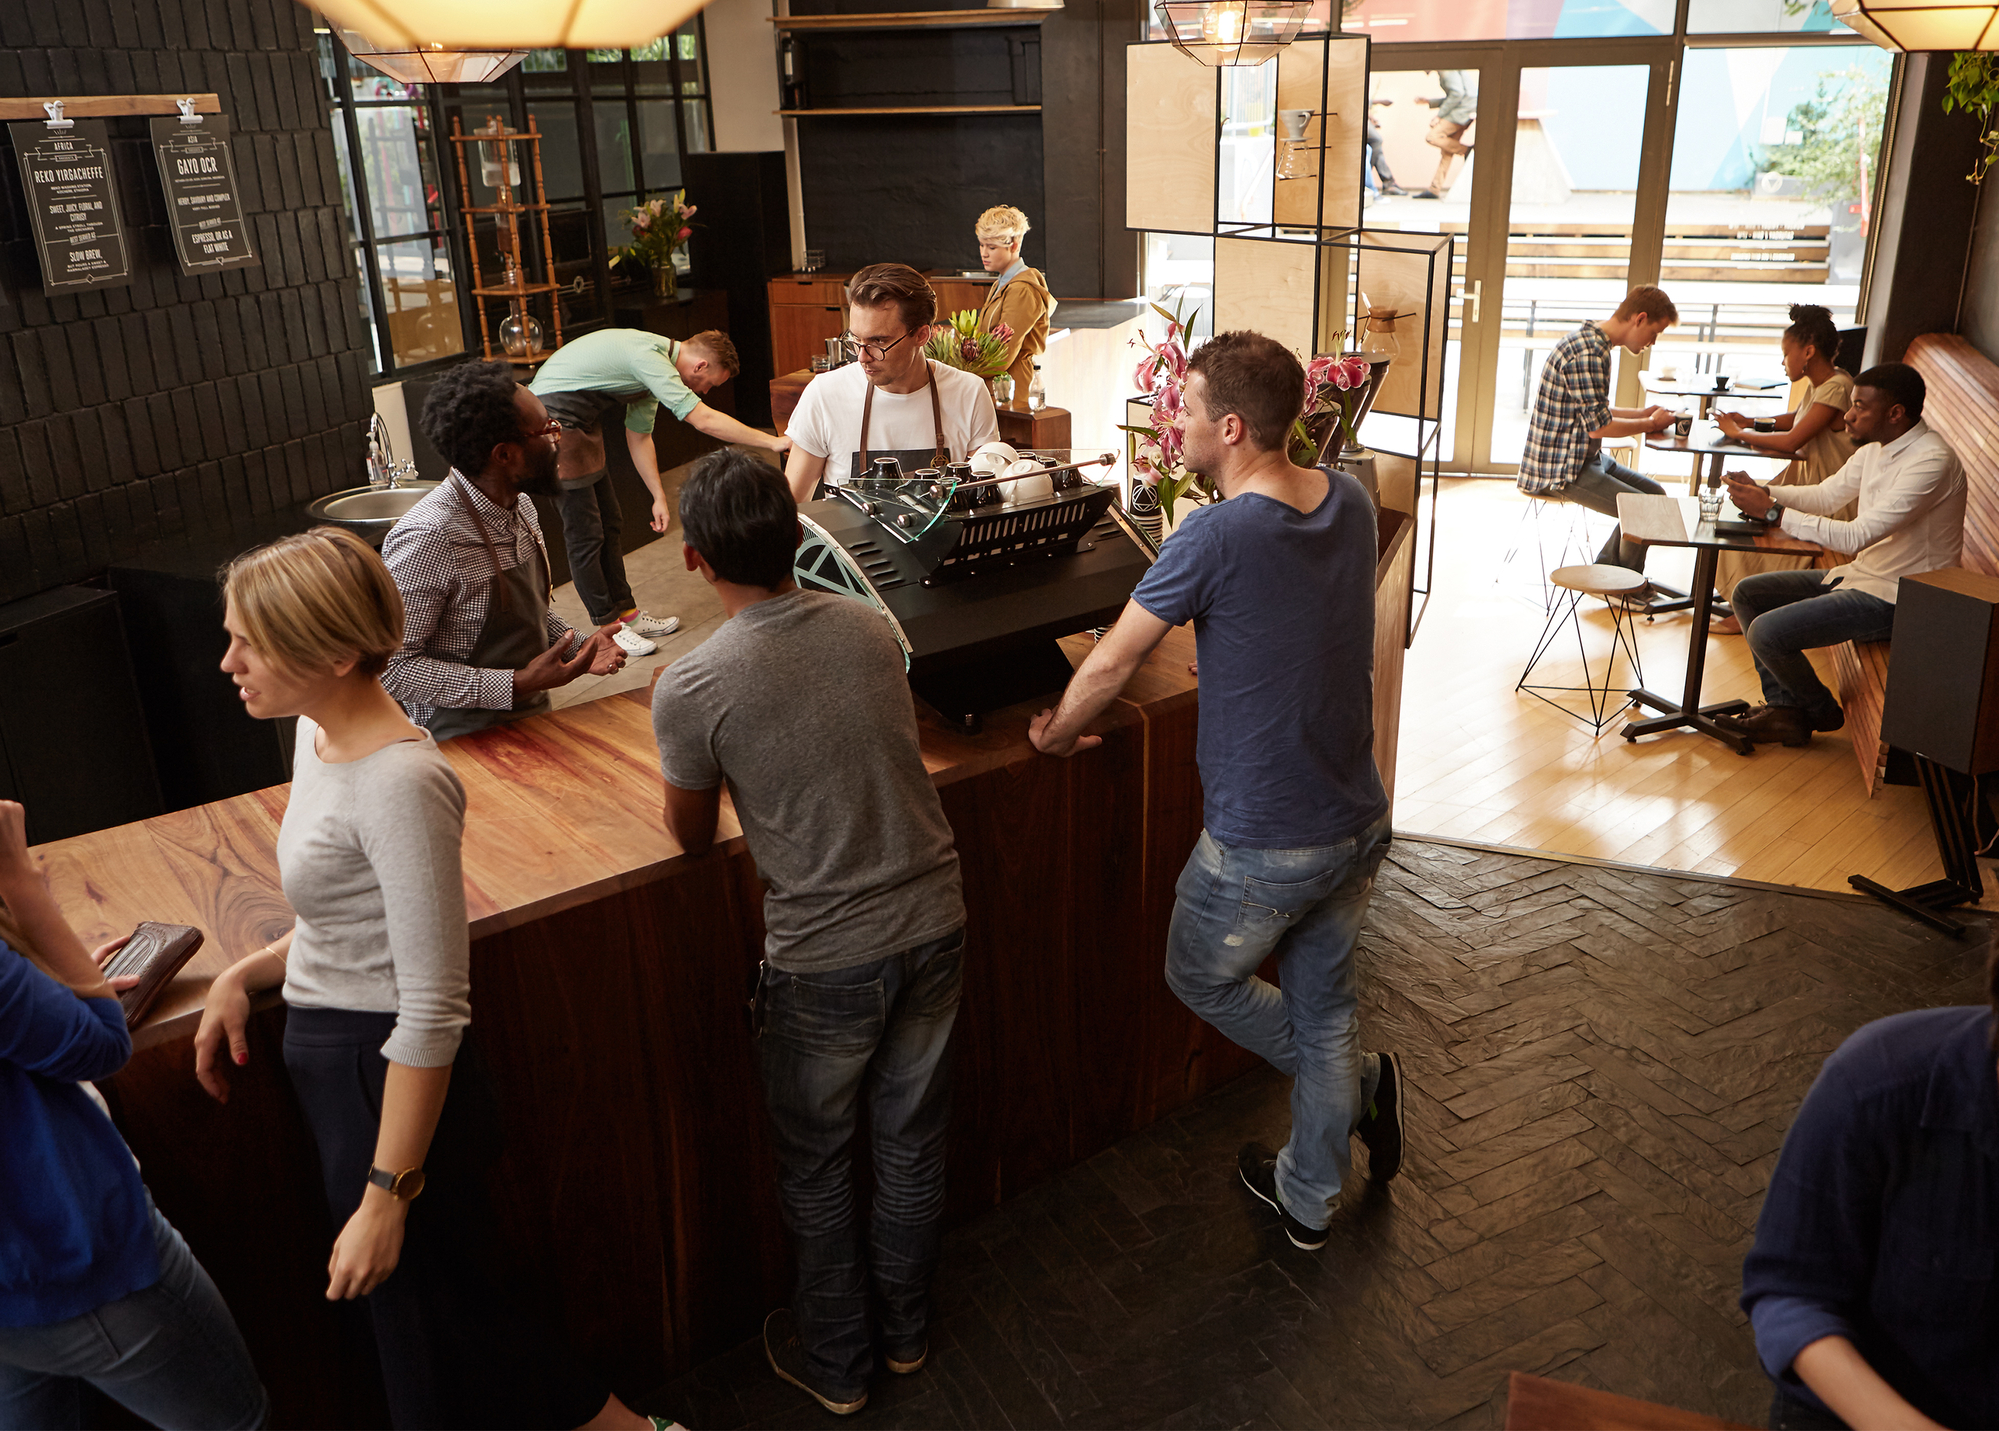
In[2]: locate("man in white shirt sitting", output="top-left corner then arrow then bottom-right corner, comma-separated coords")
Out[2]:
784,263 -> 999,504
1720,363 -> 1965,749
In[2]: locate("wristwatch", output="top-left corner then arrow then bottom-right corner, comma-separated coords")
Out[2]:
367,1164 -> 427,1201
1764,502 -> 1785,527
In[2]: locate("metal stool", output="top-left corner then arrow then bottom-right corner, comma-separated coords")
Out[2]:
1517,563 -> 1648,736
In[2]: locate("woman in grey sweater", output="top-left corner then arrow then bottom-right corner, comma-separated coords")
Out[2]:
192,528 -> 671,1431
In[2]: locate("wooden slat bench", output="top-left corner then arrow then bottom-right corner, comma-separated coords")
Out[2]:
1824,333 -> 1999,792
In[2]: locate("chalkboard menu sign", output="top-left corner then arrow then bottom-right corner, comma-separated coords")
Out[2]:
149,115 -> 258,274
7,118 -> 132,291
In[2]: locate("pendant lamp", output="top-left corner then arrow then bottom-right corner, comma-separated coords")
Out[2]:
1829,0 -> 1999,48
1155,0 -> 1313,66
333,31 -> 529,85
312,0 -> 713,50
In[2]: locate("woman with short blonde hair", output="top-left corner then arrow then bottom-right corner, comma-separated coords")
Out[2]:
196,527 -> 670,1430
973,204 -> 1053,397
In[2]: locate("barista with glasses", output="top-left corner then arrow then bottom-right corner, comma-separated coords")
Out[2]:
784,263 -> 999,505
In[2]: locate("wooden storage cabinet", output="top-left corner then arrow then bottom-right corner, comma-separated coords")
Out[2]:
768,276 -> 849,377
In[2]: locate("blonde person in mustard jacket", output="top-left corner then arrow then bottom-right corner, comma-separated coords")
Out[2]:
973,205 -> 1053,398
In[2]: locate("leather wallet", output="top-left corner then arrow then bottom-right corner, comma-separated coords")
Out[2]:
102,922 -> 205,1028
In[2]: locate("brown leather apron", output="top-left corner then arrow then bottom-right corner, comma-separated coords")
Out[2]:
848,360 -> 949,484
425,479 -> 558,743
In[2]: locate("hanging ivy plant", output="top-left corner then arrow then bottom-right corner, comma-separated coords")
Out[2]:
1943,52 -> 1999,185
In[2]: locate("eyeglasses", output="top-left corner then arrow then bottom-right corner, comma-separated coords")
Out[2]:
517,418 -> 562,441
842,331 -> 914,362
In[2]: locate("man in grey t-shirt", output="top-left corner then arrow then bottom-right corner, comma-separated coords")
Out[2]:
651,451 -> 964,1416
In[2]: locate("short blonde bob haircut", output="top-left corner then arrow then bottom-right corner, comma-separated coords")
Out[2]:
975,205 -> 1031,240
222,526 -> 404,680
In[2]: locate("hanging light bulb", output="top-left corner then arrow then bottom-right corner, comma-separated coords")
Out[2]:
1157,0 -> 1312,67
1828,0 -> 1999,48
313,0 -> 715,49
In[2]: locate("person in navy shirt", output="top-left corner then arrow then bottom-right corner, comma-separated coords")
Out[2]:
1740,949 -> 1998,1431
1030,329 -> 1402,1251
0,799 -> 267,1429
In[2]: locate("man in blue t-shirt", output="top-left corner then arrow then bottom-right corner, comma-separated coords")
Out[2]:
1030,330 -> 1401,1250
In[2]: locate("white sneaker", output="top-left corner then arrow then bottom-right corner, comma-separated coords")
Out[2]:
623,611 -> 681,638
612,627 -> 659,657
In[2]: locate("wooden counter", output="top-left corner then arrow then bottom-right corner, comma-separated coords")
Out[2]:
44,508 -> 1413,1425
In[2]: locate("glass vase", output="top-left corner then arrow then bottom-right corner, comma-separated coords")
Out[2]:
652,262 -> 678,300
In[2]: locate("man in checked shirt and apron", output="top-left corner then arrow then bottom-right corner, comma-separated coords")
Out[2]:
380,362 -> 627,742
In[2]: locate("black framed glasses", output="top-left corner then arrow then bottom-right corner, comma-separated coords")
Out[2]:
842,330 -> 914,361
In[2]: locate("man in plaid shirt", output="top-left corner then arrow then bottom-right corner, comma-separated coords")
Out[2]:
382,362 -> 626,740
1518,285 -> 1681,582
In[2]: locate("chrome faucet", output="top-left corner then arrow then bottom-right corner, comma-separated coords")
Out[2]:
366,414 -> 417,489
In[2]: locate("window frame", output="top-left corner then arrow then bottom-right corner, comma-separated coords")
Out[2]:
320,21 -> 718,383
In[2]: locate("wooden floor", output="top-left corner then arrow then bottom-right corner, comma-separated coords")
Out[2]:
644,840 -> 1991,1430
1394,478 -> 1999,910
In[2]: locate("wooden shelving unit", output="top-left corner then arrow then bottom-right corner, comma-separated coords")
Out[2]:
447,115 -> 563,367
770,10 -> 1046,28
779,104 -> 1041,116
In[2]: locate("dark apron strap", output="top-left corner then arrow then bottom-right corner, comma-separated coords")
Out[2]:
856,361 -> 949,476
449,474 -> 552,615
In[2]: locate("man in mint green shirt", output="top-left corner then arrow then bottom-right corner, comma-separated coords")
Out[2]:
529,328 -> 790,653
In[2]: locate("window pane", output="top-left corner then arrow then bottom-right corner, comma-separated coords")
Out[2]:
527,102 -> 588,202
376,236 -> 465,367
549,201 -> 607,327
676,26 -> 706,91
682,101 -> 710,154
1219,61 -> 1275,227
328,109 -> 364,243
1142,233 -> 1214,340
1660,44 -> 1891,383
1339,0 -> 1670,42
354,104 -> 446,239
1492,65 -> 1649,466
637,101 -> 683,191
353,245 -> 383,377
593,91 -> 637,194
1686,0 -> 1856,33
522,49 -> 567,72
629,37 -> 672,61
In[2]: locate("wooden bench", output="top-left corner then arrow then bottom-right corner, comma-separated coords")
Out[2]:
1826,332 -> 1999,792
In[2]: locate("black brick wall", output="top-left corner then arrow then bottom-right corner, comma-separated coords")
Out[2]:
0,0 -> 370,602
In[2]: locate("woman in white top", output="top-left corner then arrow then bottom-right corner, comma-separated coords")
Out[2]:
1710,304 -> 1858,629
192,528 -> 672,1431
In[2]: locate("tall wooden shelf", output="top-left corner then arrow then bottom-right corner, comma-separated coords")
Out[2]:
447,116 -> 564,367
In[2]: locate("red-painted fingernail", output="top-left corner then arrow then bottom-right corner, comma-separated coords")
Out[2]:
235,1051 -> 246,1064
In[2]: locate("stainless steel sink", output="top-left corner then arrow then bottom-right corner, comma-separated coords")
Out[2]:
306,482 -> 441,542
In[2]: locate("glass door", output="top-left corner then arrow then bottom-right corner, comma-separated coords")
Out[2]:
1362,56 -> 1490,471
1489,61 -> 1659,468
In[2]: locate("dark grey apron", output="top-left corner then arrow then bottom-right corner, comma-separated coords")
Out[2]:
424,479 -> 558,743
847,360 -> 949,485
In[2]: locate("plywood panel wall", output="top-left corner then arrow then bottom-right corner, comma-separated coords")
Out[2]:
1126,43 -> 1218,235
1215,237 -> 1319,357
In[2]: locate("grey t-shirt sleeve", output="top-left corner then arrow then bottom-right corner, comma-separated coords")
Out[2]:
361,755 -> 472,1067
652,674 -> 722,791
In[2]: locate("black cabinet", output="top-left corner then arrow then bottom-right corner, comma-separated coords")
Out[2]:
0,587 -> 164,844
109,518 -> 302,814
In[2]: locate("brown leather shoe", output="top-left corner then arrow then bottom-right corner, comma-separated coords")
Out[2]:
1712,703 -> 1813,747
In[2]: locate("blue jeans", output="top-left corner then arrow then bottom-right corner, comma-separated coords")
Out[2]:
1164,813 -> 1393,1230
0,1199 -> 267,1431
1560,451 -> 1666,571
757,928 -> 965,1400
1731,569 -> 1895,722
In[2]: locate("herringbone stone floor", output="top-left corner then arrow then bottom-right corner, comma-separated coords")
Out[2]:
654,838 -> 1994,1430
